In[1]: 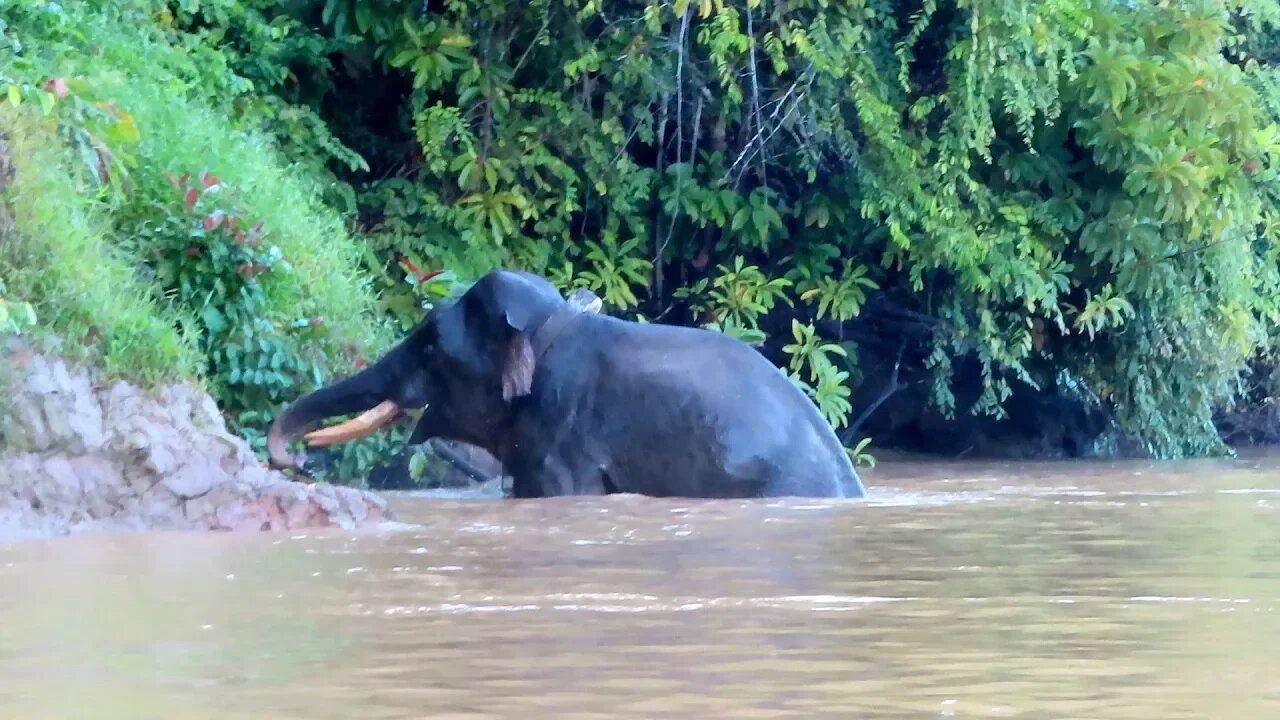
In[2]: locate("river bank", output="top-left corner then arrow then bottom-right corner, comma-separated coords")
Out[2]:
6,332 -> 1278,540
0,341 -> 389,539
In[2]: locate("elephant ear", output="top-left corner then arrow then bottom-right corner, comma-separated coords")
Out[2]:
497,287 -> 603,401
501,329 -> 536,401
498,301 -> 537,402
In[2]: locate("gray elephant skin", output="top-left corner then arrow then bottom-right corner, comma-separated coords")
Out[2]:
267,269 -> 867,499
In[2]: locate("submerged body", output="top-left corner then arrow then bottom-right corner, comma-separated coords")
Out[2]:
267,269 -> 865,499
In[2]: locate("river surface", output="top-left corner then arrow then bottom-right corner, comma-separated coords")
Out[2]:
1,455 -> 1279,719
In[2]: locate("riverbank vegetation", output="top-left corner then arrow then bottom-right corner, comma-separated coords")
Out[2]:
4,0 -> 1280,483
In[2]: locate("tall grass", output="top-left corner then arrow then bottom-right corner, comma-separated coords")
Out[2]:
0,107 -> 198,383
0,1 -> 398,476
1,2 -> 393,383
85,4 -> 395,363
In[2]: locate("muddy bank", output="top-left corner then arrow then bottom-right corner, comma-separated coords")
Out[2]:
0,342 -> 389,538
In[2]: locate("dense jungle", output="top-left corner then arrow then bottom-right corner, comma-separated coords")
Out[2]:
4,0 -> 1280,487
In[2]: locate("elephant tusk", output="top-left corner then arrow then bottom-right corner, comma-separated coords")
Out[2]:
303,400 -> 402,446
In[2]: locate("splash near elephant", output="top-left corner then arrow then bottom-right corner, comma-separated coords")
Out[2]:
267,269 -> 867,499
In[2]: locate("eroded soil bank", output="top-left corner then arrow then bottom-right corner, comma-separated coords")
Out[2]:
0,341 -> 389,538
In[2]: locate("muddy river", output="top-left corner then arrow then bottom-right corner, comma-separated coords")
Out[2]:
1,455 -> 1278,718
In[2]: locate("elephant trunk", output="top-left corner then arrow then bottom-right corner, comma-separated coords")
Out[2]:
266,364 -> 400,470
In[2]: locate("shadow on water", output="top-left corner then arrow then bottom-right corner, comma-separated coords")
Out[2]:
1,452 -> 1280,718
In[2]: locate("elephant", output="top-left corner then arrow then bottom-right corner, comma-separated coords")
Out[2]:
266,269 -> 868,499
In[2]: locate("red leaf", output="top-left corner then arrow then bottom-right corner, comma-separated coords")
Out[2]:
252,221 -> 265,235
354,357 -> 368,369
203,211 -> 226,231
396,256 -> 442,283
235,230 -> 246,245
200,171 -> 221,189
179,172 -> 191,187
183,187 -> 198,211
43,77 -> 69,98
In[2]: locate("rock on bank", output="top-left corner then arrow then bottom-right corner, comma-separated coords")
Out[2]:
0,344 -> 389,538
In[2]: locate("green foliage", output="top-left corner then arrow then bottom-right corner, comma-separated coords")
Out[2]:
9,0 -> 1280,469
847,436 -> 876,469
114,0 -> 1280,459
675,257 -> 793,344
120,170 -> 325,446
0,105 -> 197,383
0,0 -> 396,480
304,0 -> 1280,459
0,279 -> 37,336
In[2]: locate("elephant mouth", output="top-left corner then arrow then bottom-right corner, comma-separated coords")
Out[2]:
302,400 -> 402,447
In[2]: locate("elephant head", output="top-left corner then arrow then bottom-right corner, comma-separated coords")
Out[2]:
266,270 -> 600,470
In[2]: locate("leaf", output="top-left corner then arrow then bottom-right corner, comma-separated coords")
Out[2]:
390,49 -> 419,68
38,91 -> 55,116
201,305 -> 227,334
184,188 -> 198,211
43,77 -> 69,98
6,85 -> 20,107
109,111 -> 141,144
17,302 -> 36,326
408,450 -> 426,481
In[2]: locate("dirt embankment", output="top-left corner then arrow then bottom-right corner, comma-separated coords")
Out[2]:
0,342 -> 389,538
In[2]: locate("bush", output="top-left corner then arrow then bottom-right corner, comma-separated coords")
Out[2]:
8,0 -> 1280,469
0,106 -> 197,384
0,0 -> 399,480
170,0 -> 1280,459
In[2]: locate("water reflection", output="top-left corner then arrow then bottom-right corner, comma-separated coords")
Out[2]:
0,455 -> 1278,718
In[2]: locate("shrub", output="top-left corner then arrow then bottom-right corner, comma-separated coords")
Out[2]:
0,1 -> 400,480
10,0 -> 1280,469
177,0 -> 1280,459
0,105 -> 197,384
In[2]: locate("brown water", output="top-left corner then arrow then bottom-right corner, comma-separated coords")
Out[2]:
1,456 -> 1279,719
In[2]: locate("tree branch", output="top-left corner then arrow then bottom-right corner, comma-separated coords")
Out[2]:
725,68 -> 813,183
746,2 -> 766,184
841,341 -> 910,444
657,9 -> 691,298
654,89 -> 670,300
511,0 -> 551,77
429,440 -> 499,483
